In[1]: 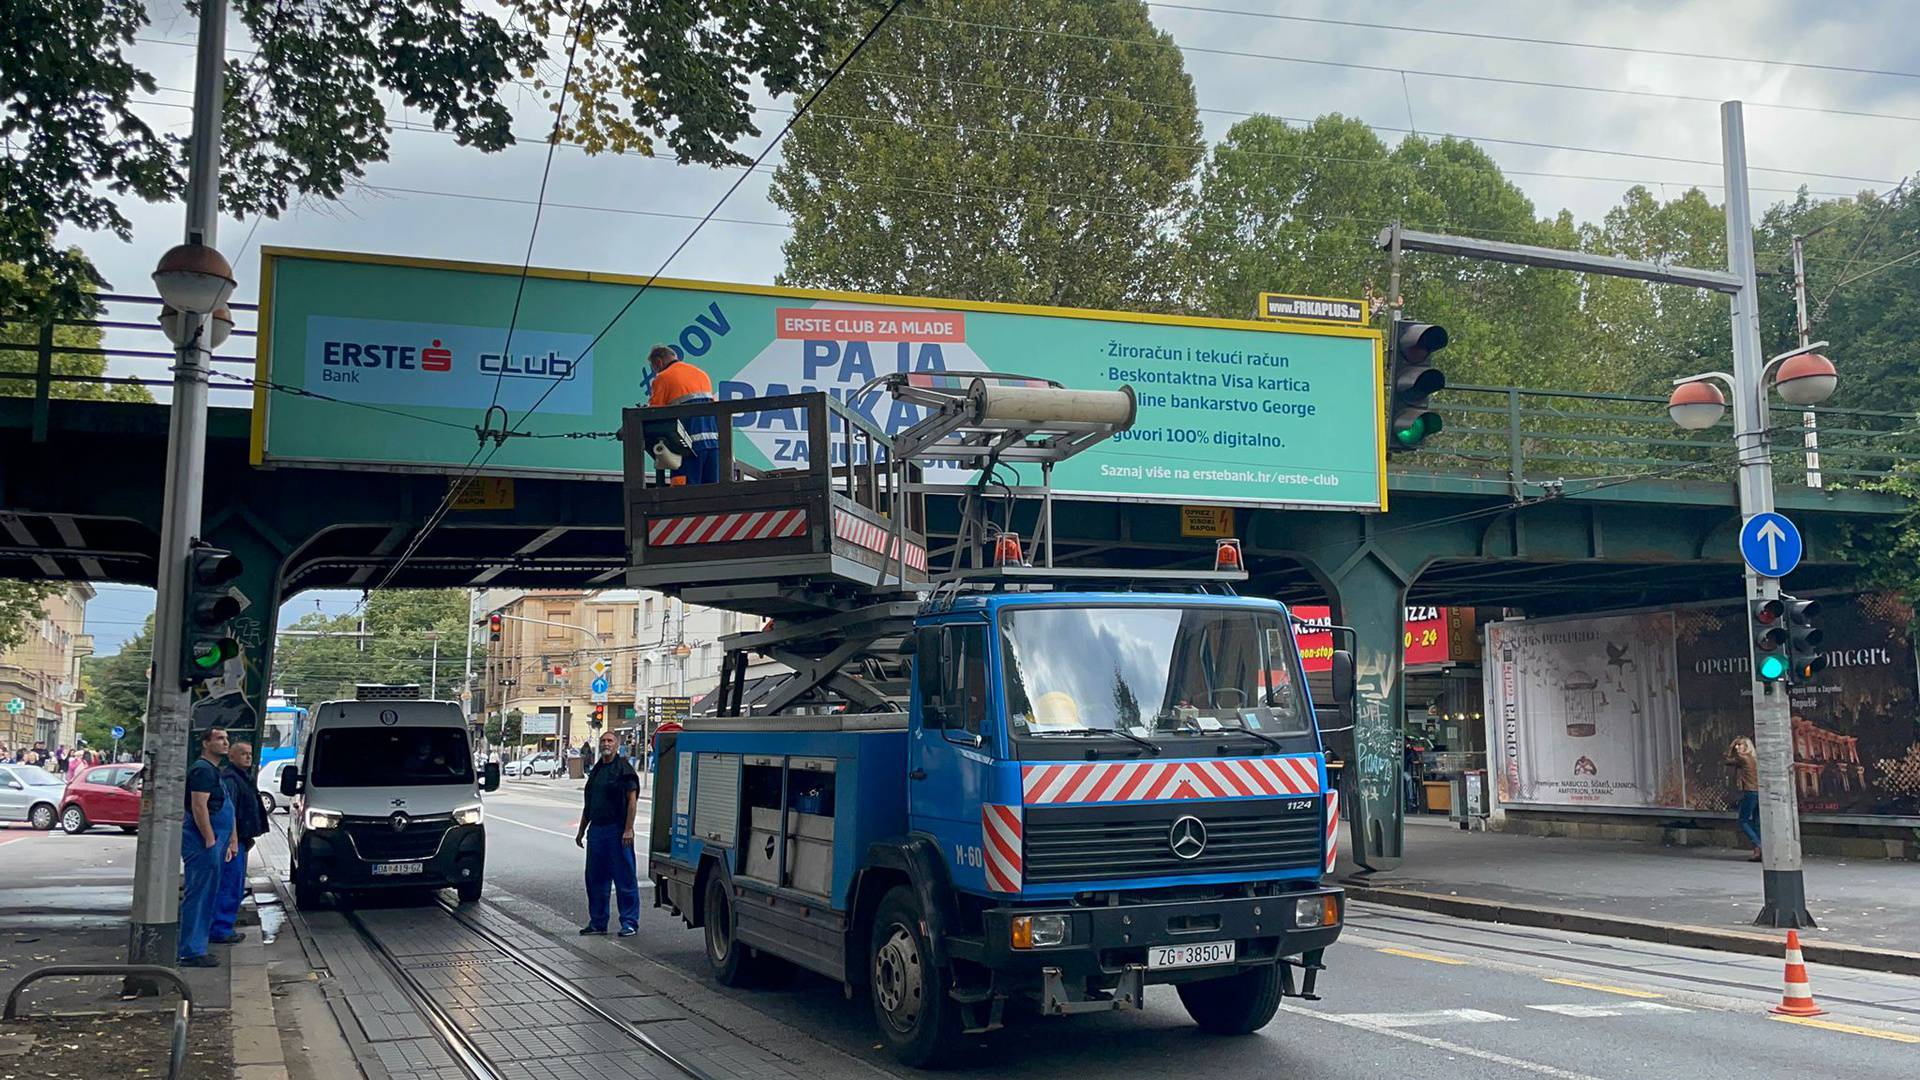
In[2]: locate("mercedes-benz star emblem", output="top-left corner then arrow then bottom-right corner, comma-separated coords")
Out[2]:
389,811 -> 410,833
1168,815 -> 1207,860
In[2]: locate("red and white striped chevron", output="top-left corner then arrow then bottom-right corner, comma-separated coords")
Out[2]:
1324,790 -> 1340,874
1020,756 -> 1321,806
832,509 -> 928,572
982,803 -> 1022,892
647,508 -> 808,547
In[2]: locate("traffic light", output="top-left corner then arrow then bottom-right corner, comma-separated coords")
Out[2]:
488,611 -> 503,641
591,703 -> 606,729
180,542 -> 247,688
1750,597 -> 1788,683
1784,596 -> 1826,684
1388,320 -> 1448,451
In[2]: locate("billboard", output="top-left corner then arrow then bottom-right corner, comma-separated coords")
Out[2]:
1486,594 -> 1920,820
253,248 -> 1387,509
1486,611 -> 1684,808
1674,594 -> 1920,818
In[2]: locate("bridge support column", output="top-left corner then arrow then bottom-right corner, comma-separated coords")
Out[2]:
203,509 -> 294,738
1319,542 -> 1413,873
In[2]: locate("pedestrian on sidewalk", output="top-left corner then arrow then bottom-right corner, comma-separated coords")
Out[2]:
211,740 -> 267,945
575,731 -> 641,937
1724,735 -> 1762,862
180,727 -> 235,968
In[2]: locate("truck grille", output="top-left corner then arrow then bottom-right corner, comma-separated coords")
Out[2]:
343,815 -> 451,861
1023,798 -> 1323,884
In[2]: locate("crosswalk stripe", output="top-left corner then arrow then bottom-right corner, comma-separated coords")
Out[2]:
1281,1005 -> 1604,1080
1528,1002 -> 1689,1018
1337,1008 -> 1513,1029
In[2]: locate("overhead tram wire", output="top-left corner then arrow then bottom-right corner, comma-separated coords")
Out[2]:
356,0 -> 913,597
354,10 -> 593,607
898,12 -> 1920,128
1142,3 -> 1920,83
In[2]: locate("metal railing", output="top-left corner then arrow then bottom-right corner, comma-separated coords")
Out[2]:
1,294 -> 259,436
5,963 -> 192,1079
1400,384 -> 1920,490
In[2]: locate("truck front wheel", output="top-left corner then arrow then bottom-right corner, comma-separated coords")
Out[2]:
1177,964 -> 1283,1035
869,886 -> 963,1068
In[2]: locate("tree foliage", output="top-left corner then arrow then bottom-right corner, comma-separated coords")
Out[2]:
273,590 -> 480,706
771,0 -> 1201,309
76,614 -> 153,750
0,579 -> 59,654
3,0 -> 871,315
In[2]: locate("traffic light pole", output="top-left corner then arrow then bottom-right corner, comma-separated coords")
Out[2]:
128,0 -> 226,975
1721,102 -> 1812,928
1378,101 -> 1811,927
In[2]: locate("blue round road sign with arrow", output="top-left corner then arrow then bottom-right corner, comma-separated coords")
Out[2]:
1739,511 -> 1802,578
110,725 -> 126,740
591,676 -> 610,695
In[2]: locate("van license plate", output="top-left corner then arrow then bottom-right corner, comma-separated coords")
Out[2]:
1148,941 -> 1235,969
371,862 -> 424,876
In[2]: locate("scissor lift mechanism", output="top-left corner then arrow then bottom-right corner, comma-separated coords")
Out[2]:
622,372 -> 1138,716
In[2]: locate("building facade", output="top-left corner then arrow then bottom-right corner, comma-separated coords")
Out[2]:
475,588 -> 765,753
0,584 -> 95,753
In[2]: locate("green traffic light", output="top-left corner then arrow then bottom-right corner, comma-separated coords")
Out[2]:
1757,653 -> 1788,680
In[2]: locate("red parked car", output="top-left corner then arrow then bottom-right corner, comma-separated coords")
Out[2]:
59,763 -> 143,834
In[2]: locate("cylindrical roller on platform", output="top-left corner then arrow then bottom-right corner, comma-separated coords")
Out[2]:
965,380 -> 1137,430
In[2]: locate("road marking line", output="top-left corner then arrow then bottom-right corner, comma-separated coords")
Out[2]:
1546,977 -> 1665,999
1378,946 -> 1467,965
1334,1008 -> 1513,1029
1279,1005 -> 1603,1080
487,814 -> 579,840
1769,1015 -> 1920,1043
1529,1002 -> 1688,1018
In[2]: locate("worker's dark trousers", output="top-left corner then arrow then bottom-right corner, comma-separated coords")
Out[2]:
584,823 -> 641,932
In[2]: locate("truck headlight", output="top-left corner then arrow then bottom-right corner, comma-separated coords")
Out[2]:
304,808 -> 343,831
452,804 -> 484,827
1011,914 -> 1069,949
1295,895 -> 1338,928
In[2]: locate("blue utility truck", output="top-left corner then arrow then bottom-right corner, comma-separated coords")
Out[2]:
624,374 -> 1353,1066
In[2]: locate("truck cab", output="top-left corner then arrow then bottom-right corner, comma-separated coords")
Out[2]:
279,685 -> 500,908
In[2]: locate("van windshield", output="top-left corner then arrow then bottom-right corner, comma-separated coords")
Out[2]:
310,728 -> 474,787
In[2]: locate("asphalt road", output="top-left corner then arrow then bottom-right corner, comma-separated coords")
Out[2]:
449,782 -> 1920,1078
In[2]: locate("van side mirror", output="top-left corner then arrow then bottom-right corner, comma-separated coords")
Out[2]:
483,762 -> 501,792
1331,650 -> 1356,710
279,766 -> 303,797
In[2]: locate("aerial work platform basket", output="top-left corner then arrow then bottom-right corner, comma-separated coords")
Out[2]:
622,372 -> 1139,712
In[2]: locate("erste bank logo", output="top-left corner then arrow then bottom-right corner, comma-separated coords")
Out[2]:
304,315 -> 594,415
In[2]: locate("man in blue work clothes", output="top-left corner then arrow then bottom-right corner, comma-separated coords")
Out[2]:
210,740 -> 267,945
180,727 -> 235,968
646,344 -> 720,485
575,730 -> 641,936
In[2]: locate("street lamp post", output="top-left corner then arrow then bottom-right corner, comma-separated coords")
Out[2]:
1662,105 -> 1838,929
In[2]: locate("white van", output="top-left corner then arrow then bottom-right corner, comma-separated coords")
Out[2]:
279,685 -> 500,907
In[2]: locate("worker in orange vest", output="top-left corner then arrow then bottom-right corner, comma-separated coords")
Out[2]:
647,344 -> 719,484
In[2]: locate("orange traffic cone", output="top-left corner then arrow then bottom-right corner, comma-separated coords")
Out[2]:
1771,929 -> 1825,1017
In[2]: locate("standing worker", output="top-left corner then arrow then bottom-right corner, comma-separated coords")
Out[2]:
575,731 -> 642,937
647,344 -> 719,485
1724,735 -> 1762,862
179,727 -> 235,967
210,740 -> 267,944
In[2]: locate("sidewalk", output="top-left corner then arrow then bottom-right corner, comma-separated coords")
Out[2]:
1347,818 -> 1920,975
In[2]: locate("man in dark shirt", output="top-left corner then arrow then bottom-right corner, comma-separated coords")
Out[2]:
575,731 -> 641,936
180,727 -> 235,967
211,740 -> 267,944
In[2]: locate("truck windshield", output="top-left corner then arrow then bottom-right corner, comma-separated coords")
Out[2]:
310,728 -> 475,787
1001,606 -> 1310,743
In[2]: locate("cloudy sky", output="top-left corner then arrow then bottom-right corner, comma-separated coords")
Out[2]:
74,0 -> 1920,652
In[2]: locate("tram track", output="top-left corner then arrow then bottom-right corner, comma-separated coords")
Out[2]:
335,896 -> 717,1080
